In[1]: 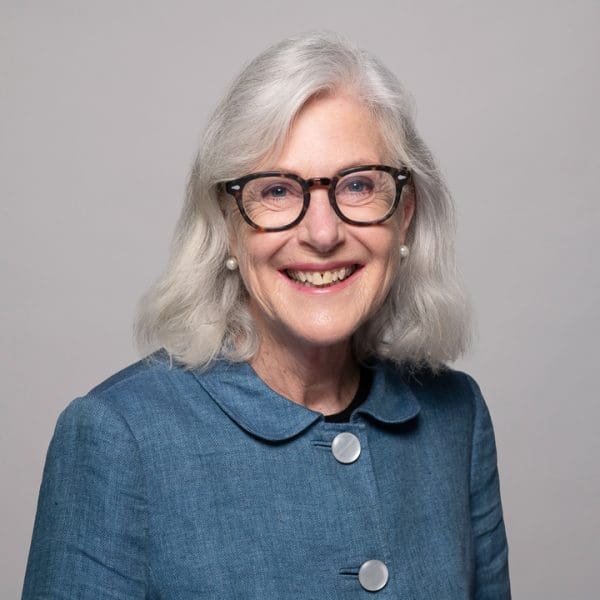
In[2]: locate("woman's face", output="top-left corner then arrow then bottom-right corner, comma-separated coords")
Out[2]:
228,93 -> 414,353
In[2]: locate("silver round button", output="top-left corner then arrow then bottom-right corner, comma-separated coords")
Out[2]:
331,432 -> 361,464
358,559 -> 389,592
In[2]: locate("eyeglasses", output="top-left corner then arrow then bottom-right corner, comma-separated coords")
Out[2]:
223,164 -> 411,232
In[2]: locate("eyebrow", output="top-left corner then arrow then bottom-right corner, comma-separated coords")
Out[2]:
267,160 -> 382,176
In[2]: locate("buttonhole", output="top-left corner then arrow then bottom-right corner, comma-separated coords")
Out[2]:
310,440 -> 332,448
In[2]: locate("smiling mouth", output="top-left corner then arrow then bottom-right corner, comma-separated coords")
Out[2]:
284,265 -> 360,288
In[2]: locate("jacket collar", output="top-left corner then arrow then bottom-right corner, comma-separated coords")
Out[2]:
354,362 -> 421,425
193,359 -> 421,442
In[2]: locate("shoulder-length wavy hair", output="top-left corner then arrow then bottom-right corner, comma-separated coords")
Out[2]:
135,31 -> 470,371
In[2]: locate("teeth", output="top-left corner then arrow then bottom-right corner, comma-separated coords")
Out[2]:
285,266 -> 357,287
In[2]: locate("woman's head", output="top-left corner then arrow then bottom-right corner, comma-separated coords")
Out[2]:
136,31 -> 470,370
227,92 -> 415,356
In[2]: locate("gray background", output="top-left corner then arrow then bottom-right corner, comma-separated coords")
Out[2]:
2,0 -> 598,597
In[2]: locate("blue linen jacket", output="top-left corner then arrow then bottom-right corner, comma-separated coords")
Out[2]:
23,352 -> 510,599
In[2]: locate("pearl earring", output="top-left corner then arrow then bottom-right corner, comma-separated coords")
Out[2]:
225,256 -> 238,271
399,245 -> 410,258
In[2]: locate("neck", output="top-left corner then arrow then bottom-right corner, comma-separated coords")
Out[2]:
250,333 -> 360,416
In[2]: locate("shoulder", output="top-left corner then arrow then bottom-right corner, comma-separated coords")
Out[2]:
405,363 -> 478,394
383,362 -> 484,409
58,350 -> 203,439
87,349 -> 182,399
378,361 -> 492,432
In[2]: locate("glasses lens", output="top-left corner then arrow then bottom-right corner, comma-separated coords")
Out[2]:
242,176 -> 304,229
335,170 -> 398,223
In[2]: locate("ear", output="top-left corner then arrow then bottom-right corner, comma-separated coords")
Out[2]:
225,216 -> 239,258
222,202 -> 243,262
216,184 -> 230,219
398,186 -> 416,241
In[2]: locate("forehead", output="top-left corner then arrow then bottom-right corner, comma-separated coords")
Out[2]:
267,94 -> 386,176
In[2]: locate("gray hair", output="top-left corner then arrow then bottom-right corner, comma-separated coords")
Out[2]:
135,32 -> 471,371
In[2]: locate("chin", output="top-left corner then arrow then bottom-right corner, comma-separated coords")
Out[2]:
282,318 -> 362,350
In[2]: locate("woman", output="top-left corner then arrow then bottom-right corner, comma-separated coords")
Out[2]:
23,32 -> 510,598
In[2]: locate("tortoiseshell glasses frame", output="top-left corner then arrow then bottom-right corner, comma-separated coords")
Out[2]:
221,164 -> 412,232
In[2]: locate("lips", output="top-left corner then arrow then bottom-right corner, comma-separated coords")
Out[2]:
284,264 -> 359,288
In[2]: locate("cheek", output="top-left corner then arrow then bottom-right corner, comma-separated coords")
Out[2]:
236,250 -> 263,296
227,211 -> 256,268
376,225 -> 401,266
234,236 -> 287,303
373,233 -> 402,294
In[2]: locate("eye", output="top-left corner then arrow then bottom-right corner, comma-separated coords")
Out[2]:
347,180 -> 367,192
339,176 -> 374,194
263,185 -> 288,198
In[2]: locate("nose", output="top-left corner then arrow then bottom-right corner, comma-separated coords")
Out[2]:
297,186 -> 345,253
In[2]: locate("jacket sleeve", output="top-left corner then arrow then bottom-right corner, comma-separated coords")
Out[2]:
22,395 -> 148,599
467,377 -> 511,599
